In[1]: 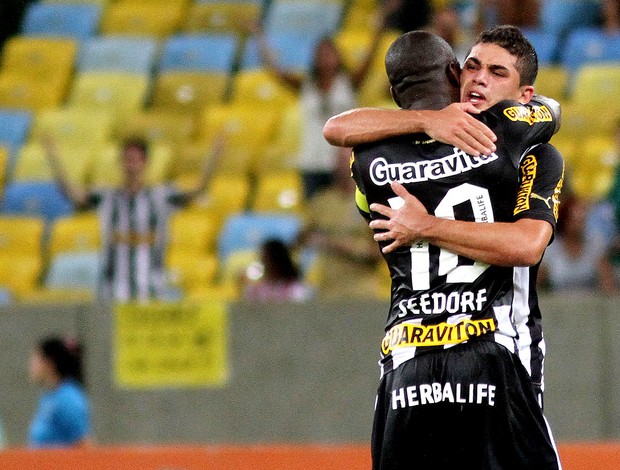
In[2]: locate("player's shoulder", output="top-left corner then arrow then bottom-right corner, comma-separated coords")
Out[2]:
485,98 -> 556,125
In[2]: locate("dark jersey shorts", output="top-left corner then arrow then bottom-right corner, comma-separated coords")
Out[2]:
371,340 -> 561,470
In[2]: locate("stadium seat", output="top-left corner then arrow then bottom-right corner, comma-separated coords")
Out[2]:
356,31 -> 400,107
263,0 -> 344,38
0,216 -> 45,256
47,212 -> 101,258
100,1 -> 186,38
176,173 -> 250,220
560,28 -> 620,71
67,72 -> 150,118
184,1 -> 262,35
12,142 -> 93,187
151,71 -> 230,115
0,37 -> 77,95
0,109 -> 32,159
217,247 -> 260,297
217,211 -> 303,262
89,141 -> 173,187
115,110 -> 197,145
259,103 -> 301,172
44,250 -> 101,289
539,0 -> 600,37
560,102 -> 619,140
340,0 -> 376,32
570,64 -> 620,110
0,75 -> 66,111
0,254 -> 42,300
522,28 -> 560,65
30,107 -> 115,147
229,69 -> 298,109
0,181 -> 74,222
570,135 -> 617,200
21,3 -> 102,39
252,170 -> 304,213
159,34 -> 239,72
0,146 -> 7,187
196,104 -> 279,175
169,209 -> 221,256
77,36 -> 159,74
165,251 -> 219,298
534,65 -> 568,101
241,32 -> 320,73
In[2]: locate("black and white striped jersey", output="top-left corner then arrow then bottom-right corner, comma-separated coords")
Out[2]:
88,186 -> 189,302
351,99 -> 564,382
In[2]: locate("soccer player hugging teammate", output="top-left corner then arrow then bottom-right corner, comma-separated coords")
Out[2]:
325,26 -> 564,470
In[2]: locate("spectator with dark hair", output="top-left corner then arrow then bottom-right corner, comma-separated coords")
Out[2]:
242,238 -> 313,302
43,136 -> 224,303
28,336 -> 90,448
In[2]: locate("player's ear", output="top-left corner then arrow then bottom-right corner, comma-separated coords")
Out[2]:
390,86 -> 402,108
448,61 -> 461,88
517,85 -> 535,104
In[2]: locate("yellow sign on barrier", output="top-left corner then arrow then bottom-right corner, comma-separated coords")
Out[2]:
114,301 -> 229,388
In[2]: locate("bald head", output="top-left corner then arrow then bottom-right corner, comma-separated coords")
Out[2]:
385,31 -> 460,110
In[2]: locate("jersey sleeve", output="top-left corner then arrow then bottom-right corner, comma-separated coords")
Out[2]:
513,143 -> 565,231
350,147 -> 372,222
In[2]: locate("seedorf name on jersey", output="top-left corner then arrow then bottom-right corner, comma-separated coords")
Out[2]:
369,149 -> 498,186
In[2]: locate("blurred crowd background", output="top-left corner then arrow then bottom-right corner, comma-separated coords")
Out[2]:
0,0 -> 620,305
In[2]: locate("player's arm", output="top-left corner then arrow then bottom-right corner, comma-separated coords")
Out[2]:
370,181 -> 551,266
42,135 -> 91,208
323,103 -> 497,156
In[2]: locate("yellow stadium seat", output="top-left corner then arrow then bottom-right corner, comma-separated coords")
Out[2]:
13,142 -> 93,187
252,170 -> 304,214
229,69 -> 299,109
218,248 -> 260,298
0,146 -> 7,187
184,2 -> 261,34
550,133 -> 580,167
0,37 -> 77,99
196,104 -> 279,175
0,254 -> 42,300
533,65 -> 568,101
334,29 -> 376,73
47,212 -> 100,258
356,31 -> 400,107
151,71 -> 230,115
100,1 -> 187,38
0,216 -> 45,256
570,64 -> 620,112
340,1 -> 378,33
89,141 -> 173,187
259,102 -> 301,172
176,173 -> 250,221
569,135 -> 617,200
0,75 -> 65,111
115,110 -> 197,145
43,0 -> 110,4
166,251 -> 219,298
169,209 -> 221,255
31,108 -> 115,147
68,72 -> 150,118
559,102 -> 620,140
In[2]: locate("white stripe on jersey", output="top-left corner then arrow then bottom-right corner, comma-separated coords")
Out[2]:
493,304 -> 517,353
513,266 -> 533,377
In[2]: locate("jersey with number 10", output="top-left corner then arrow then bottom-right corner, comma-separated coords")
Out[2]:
351,99 -> 564,379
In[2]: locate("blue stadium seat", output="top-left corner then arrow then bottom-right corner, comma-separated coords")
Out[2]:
264,0 -> 343,38
45,251 -> 101,291
0,110 -> 32,178
560,28 -> 620,71
158,34 -> 239,72
241,32 -> 321,72
522,28 -> 560,65
0,181 -> 73,223
217,211 -> 303,262
21,3 -> 102,40
77,36 -> 159,74
539,0 -> 600,37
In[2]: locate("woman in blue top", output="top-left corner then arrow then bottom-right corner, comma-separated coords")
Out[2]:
28,336 -> 91,448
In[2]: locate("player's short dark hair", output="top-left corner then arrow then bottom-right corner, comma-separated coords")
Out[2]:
385,31 -> 459,104
474,25 -> 538,86
39,336 -> 85,385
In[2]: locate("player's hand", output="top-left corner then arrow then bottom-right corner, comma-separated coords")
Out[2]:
368,181 -> 433,254
424,103 -> 497,156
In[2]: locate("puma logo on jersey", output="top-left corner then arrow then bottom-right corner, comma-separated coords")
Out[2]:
530,192 -> 552,208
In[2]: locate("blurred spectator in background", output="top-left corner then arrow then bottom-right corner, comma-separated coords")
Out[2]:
381,0 -> 432,33
242,238 -> 313,303
539,194 -> 614,292
426,5 -> 469,62
602,0 -> 620,32
301,148 -> 381,299
252,2 -> 393,199
43,136 -> 223,303
28,336 -> 90,448
0,1 -> 34,48
477,0 -> 539,29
